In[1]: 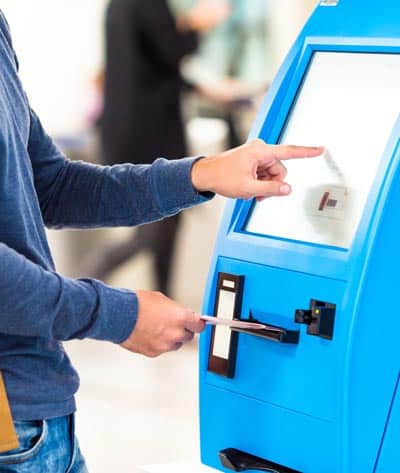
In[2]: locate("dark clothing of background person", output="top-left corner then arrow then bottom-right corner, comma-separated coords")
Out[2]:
101,0 -> 197,164
92,0 -> 198,294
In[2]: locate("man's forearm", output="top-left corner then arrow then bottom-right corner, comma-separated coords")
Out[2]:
0,242 -> 136,342
29,109 -> 212,229
40,157 -> 212,229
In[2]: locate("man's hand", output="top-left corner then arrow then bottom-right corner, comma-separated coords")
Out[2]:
191,139 -> 324,201
121,290 -> 205,358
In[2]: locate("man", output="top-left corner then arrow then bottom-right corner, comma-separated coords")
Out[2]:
0,9 -> 322,473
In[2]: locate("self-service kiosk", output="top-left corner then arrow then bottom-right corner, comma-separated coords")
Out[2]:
199,1 -> 400,472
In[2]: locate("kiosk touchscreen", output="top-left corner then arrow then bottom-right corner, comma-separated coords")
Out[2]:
199,1 -> 400,473
247,52 -> 400,249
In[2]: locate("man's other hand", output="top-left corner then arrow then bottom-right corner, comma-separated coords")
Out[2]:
121,290 -> 205,358
191,139 -> 324,201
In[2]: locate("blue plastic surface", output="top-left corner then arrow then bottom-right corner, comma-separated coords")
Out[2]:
375,376 -> 400,472
200,1 -> 400,472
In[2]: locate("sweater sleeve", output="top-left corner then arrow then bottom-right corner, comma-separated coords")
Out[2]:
0,242 -> 137,343
29,110 -> 213,229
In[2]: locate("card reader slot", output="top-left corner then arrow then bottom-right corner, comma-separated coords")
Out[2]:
219,448 -> 302,473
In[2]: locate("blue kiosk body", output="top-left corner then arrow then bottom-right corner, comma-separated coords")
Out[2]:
199,1 -> 400,472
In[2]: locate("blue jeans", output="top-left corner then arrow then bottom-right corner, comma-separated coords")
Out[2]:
0,415 -> 88,472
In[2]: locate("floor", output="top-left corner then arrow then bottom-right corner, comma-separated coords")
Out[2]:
66,339 -> 201,472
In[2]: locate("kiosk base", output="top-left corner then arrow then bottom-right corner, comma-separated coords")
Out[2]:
219,448 -> 301,473
140,463 -> 219,473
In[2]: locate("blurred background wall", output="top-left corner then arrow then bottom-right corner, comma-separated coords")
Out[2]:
1,0 -> 316,137
1,0 -> 108,135
0,2 -> 318,472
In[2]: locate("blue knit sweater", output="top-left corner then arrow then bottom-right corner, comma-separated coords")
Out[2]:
0,11 -> 210,420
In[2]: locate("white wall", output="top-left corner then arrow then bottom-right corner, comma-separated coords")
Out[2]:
0,0 -> 107,136
269,0 -> 318,72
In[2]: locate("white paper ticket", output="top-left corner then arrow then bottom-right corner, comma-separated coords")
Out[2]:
201,315 -> 280,331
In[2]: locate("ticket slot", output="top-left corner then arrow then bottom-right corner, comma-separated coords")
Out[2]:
208,273 -> 244,378
219,448 -> 302,473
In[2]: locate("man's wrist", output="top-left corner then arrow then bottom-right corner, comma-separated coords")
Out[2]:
85,282 -> 138,344
191,156 -> 217,193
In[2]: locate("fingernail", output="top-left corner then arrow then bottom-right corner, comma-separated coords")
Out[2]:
280,184 -> 291,195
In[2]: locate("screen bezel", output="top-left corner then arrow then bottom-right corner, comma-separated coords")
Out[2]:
223,39 -> 400,281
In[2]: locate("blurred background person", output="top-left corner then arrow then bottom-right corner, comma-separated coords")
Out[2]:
81,0 -> 229,295
172,0 -> 272,147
